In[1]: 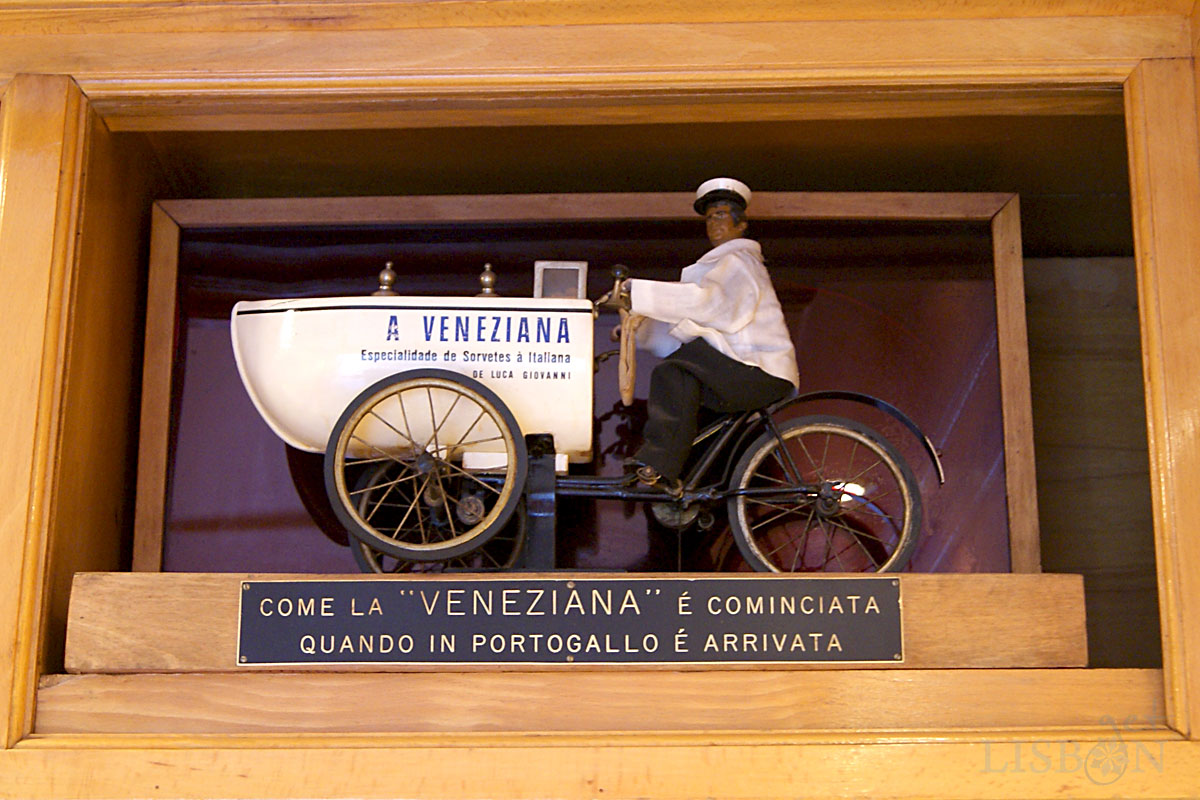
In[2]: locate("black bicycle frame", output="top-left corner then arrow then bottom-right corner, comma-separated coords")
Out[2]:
553,407 -> 820,506
550,385 -> 948,512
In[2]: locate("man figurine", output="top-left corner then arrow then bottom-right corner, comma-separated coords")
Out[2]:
624,178 -> 799,494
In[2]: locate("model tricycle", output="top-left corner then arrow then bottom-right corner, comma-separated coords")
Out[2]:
231,265 -> 942,575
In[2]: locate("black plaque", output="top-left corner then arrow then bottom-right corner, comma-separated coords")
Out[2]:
237,576 -> 902,666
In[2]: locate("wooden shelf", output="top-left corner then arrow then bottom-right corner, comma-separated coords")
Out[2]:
64,572 -> 1085,674
36,667 -> 1151,737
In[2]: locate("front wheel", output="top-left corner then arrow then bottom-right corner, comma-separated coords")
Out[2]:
351,508 -> 528,574
727,415 -> 921,572
325,369 -> 527,561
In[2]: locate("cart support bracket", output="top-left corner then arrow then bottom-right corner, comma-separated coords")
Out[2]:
519,433 -> 557,570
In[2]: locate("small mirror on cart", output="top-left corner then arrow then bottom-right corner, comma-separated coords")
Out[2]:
534,260 -> 588,299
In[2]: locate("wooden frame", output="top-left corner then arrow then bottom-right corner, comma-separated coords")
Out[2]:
130,190 -> 1040,575
3,4 -> 1200,798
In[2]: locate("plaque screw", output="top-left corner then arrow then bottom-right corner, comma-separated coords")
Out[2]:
894,653 -> 902,660
243,583 -> 249,591
567,655 -> 575,663
567,580 -> 576,589
240,656 -> 247,663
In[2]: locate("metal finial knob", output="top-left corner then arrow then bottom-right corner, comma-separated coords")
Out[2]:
477,263 -> 498,296
373,261 -> 397,296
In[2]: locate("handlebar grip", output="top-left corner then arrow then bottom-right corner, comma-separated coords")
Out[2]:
594,264 -> 632,312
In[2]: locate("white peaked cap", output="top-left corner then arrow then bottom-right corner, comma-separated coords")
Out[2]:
694,177 -> 752,214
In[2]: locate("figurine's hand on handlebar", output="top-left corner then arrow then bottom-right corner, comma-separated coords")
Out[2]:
595,264 -> 632,312
617,288 -> 632,311
617,279 -> 633,311
597,287 -> 631,312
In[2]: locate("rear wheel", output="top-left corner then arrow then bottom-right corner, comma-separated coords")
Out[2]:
727,415 -> 920,572
325,369 -> 526,561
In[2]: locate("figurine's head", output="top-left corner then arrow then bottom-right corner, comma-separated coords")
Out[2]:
694,177 -> 750,247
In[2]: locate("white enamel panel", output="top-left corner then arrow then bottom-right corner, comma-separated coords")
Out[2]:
231,296 -> 594,459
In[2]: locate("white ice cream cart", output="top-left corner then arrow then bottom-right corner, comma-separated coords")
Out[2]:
232,279 -> 940,574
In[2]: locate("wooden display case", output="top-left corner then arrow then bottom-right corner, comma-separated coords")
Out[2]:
46,188 -> 1091,729
129,190 -> 1040,576
3,4 -> 1200,798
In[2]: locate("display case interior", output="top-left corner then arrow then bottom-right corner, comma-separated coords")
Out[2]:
156,211 -> 1010,576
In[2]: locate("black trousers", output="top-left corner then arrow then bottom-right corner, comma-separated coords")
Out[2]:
635,338 -> 794,480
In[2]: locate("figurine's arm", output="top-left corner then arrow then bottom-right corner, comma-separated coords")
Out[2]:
634,317 -> 681,356
629,255 -> 760,334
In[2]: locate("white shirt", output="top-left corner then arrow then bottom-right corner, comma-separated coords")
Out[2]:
628,238 -> 799,387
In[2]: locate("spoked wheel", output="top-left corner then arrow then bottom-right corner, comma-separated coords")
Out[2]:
349,461 -> 527,573
727,415 -> 920,573
325,369 -> 527,562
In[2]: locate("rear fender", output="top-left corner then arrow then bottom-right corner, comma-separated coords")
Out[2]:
768,390 -> 946,484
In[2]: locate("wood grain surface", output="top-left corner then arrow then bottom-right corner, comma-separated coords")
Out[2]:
0,10 -> 1184,132
0,74 -> 87,749
35,667 -> 1154,736
159,191 -> 1013,228
63,572 -> 1086,673
991,197 -> 1041,573
1125,58 -> 1200,739
131,207 -> 181,573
